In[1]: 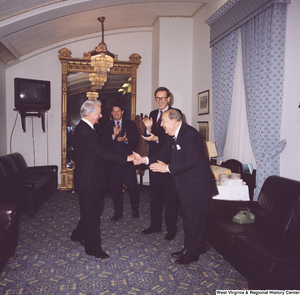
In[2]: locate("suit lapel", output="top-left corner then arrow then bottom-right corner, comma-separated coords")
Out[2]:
175,123 -> 185,144
153,109 -> 159,122
82,120 -> 99,137
172,123 -> 185,155
153,110 -> 160,132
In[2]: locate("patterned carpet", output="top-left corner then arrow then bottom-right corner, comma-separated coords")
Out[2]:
0,187 -> 247,294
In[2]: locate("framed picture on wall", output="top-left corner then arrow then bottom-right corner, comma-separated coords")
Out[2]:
198,90 -> 210,115
197,121 -> 209,141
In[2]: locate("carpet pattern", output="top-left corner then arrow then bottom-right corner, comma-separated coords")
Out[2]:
0,188 -> 247,294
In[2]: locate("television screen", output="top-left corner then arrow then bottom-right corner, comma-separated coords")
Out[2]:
14,78 -> 51,111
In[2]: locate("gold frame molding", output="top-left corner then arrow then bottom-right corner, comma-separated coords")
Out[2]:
58,47 -> 141,191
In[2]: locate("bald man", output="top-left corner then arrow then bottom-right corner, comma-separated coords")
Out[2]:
133,109 -> 217,264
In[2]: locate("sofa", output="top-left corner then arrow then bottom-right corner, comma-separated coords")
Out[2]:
207,175 -> 300,289
0,153 -> 58,219
0,203 -> 19,273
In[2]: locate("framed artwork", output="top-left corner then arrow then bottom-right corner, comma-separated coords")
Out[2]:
197,121 -> 209,141
198,90 -> 210,115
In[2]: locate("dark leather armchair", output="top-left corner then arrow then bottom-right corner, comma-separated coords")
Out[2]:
0,153 -> 58,219
207,175 -> 300,289
0,203 -> 19,273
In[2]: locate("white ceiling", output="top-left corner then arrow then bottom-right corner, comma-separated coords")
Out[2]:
0,0 -> 210,64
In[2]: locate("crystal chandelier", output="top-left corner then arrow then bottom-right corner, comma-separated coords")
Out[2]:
86,88 -> 99,100
89,17 -> 114,89
89,72 -> 107,89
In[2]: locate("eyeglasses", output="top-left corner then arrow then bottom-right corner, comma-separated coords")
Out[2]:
155,97 -> 167,101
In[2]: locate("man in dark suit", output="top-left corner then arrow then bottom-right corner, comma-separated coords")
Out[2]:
141,87 -> 180,240
133,109 -> 217,264
101,102 -> 140,221
71,100 -> 134,259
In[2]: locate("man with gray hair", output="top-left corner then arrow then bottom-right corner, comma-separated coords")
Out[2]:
71,99 -> 134,259
133,109 -> 217,264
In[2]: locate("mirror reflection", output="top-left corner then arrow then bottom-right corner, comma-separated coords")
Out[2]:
58,48 -> 141,191
66,72 -> 132,165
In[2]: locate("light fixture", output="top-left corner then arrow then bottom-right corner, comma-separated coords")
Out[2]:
89,72 -> 107,89
118,77 -> 132,94
89,17 -> 114,89
86,89 -> 99,100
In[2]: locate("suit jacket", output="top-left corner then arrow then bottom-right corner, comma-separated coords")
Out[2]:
149,122 -> 217,205
101,118 -> 139,156
73,120 -> 127,192
147,106 -> 182,158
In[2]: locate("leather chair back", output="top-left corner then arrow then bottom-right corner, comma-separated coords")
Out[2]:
0,156 -> 20,181
8,153 -> 28,179
221,159 -> 243,174
256,175 -> 300,247
0,162 -> 7,183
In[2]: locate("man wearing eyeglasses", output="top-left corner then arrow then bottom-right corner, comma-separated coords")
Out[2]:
141,87 -> 181,240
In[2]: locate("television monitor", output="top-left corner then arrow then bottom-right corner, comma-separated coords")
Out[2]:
14,78 -> 51,111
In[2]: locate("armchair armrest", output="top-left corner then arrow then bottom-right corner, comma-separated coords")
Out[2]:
2,181 -> 34,191
0,203 -> 17,223
209,199 -> 258,222
27,165 -> 58,175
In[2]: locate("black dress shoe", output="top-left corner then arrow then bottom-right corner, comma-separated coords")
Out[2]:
111,214 -> 122,222
141,227 -> 162,234
70,235 -> 85,246
86,249 -> 109,259
132,210 -> 139,218
171,248 -> 187,258
164,232 -> 176,240
175,254 -> 199,265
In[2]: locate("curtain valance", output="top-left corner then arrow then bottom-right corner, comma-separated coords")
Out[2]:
205,0 -> 290,47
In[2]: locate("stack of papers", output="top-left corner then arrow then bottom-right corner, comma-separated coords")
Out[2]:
227,179 -> 243,187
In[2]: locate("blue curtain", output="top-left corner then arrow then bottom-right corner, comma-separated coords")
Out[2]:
241,3 -> 287,200
212,30 -> 238,160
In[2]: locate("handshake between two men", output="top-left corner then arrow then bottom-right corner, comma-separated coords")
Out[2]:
127,152 -> 169,174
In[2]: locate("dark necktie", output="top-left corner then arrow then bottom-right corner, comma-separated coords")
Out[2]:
156,111 -> 162,129
93,126 -> 98,136
172,136 -> 176,148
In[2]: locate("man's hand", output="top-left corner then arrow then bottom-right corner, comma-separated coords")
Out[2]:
113,124 -> 121,138
132,151 -> 147,165
142,133 -> 158,142
127,154 -> 134,162
117,132 -> 127,142
150,160 -> 168,173
142,117 -> 153,133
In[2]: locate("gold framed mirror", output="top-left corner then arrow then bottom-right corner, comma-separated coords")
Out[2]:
58,47 -> 141,190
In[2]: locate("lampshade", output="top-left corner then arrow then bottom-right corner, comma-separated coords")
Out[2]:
206,141 -> 218,158
89,17 -> 114,88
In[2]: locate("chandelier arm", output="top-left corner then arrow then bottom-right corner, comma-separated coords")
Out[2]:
98,17 -> 105,44
90,16 -> 114,88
